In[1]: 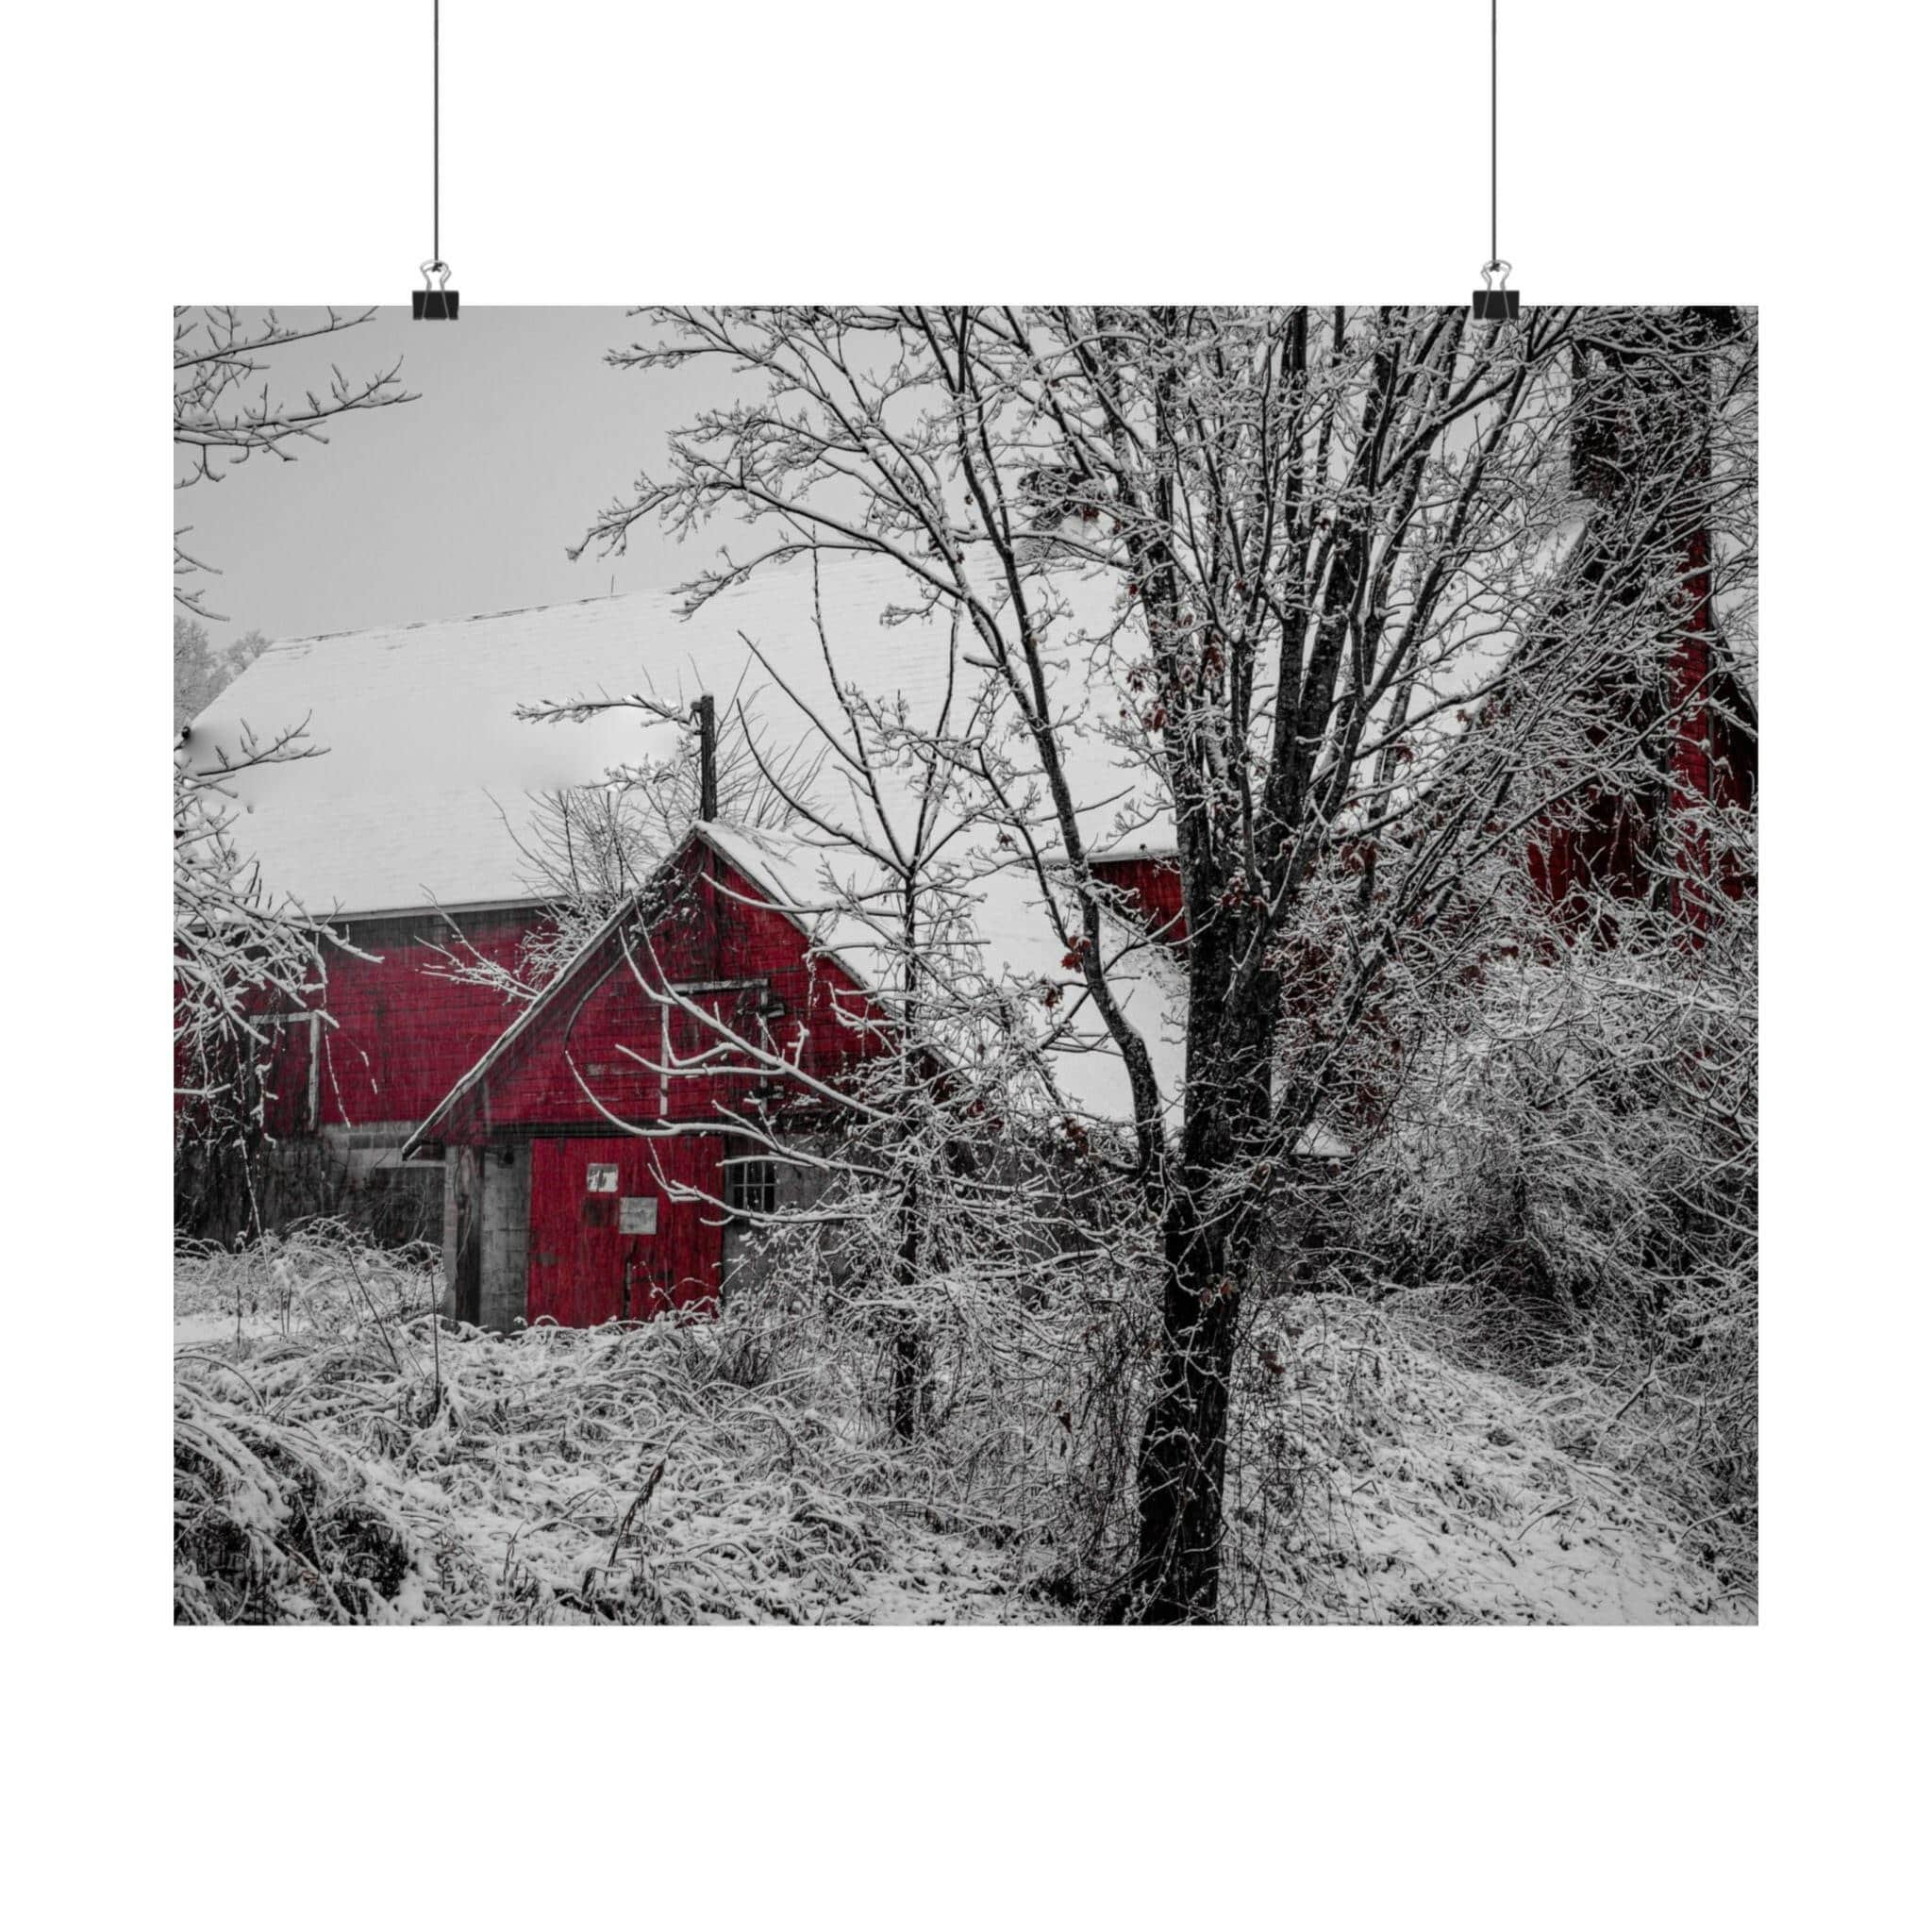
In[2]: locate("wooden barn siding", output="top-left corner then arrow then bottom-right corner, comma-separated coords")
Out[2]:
1524,625 -> 1755,922
263,909 -> 541,1141
527,1135 -> 724,1324
1092,856 -> 1188,946
1532,313 -> 1753,927
452,843 -> 888,1141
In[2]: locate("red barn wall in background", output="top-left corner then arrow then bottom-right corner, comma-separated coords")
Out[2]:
1522,632 -> 1756,933
1529,306 -> 1756,932
1091,854 -> 1188,946
321,910 -> 535,1129
260,908 -> 539,1144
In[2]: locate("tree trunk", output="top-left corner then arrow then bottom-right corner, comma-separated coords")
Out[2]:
1116,1221 -> 1242,1622
890,1322 -> 926,1442
1113,963 -> 1275,1623
888,1174 -> 926,1442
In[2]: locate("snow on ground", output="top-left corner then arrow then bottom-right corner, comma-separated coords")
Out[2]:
1224,1294 -> 1753,1624
174,1241 -> 1059,1626
175,1241 -> 1747,1625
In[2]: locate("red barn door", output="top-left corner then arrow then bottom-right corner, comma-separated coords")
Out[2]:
526,1135 -> 723,1326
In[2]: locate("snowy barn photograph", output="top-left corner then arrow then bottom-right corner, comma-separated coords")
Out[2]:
26,0 -> 1932,1921
173,302 -> 1758,1626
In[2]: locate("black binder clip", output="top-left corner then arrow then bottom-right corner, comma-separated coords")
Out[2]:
1471,260 -> 1519,323
412,259 -> 458,321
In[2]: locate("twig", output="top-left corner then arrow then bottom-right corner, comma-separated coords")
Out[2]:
608,1453 -> 671,1569
1511,1494 -> 1580,1543
1587,1361 -> 1659,1458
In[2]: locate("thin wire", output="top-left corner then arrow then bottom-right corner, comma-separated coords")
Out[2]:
1490,0 -> 1498,266
433,0 -> 441,261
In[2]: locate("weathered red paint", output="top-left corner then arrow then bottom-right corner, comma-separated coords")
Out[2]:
435,842 -> 885,1141
527,1134 -> 724,1323
261,908 -> 539,1140
1092,855 -> 1188,946
1528,308 -> 1756,933
1522,607 -> 1756,929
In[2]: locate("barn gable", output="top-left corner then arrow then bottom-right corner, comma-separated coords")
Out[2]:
406,826 -> 885,1158
393,807 -> 1204,1329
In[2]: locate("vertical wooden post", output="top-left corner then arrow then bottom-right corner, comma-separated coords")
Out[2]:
451,1145 -> 482,1327
695,693 -> 718,821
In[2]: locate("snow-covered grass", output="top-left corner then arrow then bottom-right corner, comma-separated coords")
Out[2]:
1223,1292 -> 1754,1624
175,1228 -> 1749,1624
174,1227 -> 1057,1624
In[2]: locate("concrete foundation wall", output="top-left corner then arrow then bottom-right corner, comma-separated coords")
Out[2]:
220,1128 -> 441,1249
480,1141 -> 531,1332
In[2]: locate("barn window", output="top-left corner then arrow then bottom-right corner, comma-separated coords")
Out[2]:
725,1158 -> 777,1217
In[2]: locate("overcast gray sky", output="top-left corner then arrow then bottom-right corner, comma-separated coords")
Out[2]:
177,307 -> 719,646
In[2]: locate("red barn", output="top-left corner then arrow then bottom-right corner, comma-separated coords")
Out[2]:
391,812 -> 1198,1329
1529,306 -> 1757,924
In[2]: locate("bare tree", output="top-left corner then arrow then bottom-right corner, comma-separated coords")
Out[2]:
516,561 -> 1141,1473
428,685 -> 826,1004
174,308 -> 412,1233
175,615 -> 272,735
174,722 -> 341,1233
174,307 -> 412,620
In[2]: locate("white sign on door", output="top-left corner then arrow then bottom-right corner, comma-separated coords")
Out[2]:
619,1196 -> 658,1235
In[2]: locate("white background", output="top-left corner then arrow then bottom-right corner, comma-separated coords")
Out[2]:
2,2 -> 1923,1925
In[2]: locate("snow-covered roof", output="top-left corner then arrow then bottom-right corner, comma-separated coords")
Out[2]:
194,552 -> 1349,1145
186,553 -> 1162,919
700,821 -> 1190,1127
692,824 -> 1334,1148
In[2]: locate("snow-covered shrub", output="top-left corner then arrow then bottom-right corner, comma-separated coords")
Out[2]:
175,1226 -> 1086,1624
1326,887 -> 1757,1588
175,1224 -> 1746,1623
1219,1292 -> 1751,1624
694,1190 -> 1162,1605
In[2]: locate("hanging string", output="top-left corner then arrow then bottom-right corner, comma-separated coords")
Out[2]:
1471,1 -> 1517,318
433,0 -> 441,264
1490,0 -> 1498,269
413,0 -> 458,316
